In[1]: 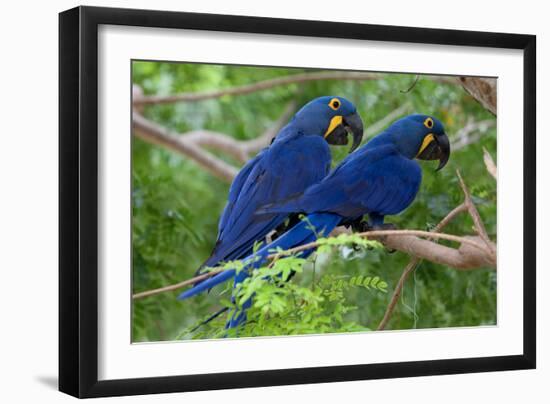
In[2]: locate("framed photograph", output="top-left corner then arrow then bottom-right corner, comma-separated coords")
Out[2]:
59,6 -> 536,398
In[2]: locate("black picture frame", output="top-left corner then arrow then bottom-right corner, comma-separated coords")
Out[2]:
59,5 -> 536,398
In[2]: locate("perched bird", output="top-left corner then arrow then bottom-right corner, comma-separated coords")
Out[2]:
199,96 -> 363,272
260,114 -> 450,231
198,96 -> 363,272
179,96 -> 363,323
179,114 -> 450,329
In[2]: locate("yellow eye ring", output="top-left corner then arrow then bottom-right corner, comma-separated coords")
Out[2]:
424,117 -> 434,129
328,98 -> 341,110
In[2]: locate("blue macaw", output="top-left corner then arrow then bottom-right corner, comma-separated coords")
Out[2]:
260,114 -> 450,230
179,114 -> 450,330
180,97 -> 364,319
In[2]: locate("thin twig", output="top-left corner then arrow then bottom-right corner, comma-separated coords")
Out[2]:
483,147 -> 497,180
377,171 -> 496,331
180,101 -> 297,163
425,75 -> 461,86
456,170 -> 497,258
377,203 -> 468,330
364,104 -> 412,140
133,226 -> 491,300
451,119 -> 495,151
132,270 -> 223,300
133,71 -> 383,105
400,75 -> 420,93
377,260 -> 419,331
133,113 -> 239,182
278,229 -> 490,258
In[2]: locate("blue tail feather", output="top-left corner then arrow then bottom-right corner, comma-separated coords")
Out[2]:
224,213 -> 342,329
177,213 -> 343,330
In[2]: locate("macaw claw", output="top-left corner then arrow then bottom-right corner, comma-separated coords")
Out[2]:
350,220 -> 397,253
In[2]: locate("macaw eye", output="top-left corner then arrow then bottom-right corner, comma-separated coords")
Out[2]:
424,117 -> 434,129
328,98 -> 341,110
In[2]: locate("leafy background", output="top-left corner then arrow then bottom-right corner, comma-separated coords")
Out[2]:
131,61 -> 497,342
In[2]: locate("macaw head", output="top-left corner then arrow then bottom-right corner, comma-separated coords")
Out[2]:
292,96 -> 364,153
385,114 -> 451,171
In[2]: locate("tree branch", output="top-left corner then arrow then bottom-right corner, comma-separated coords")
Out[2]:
133,74 -> 497,186
457,170 -> 497,258
132,270 -> 223,300
132,100 -> 298,182
133,113 -> 239,182
133,225 -> 495,300
282,229 -> 492,257
239,101 -> 298,154
364,104 -> 412,139
133,101 -> 414,185
458,77 -> 497,115
483,147 -> 497,180
425,75 -> 461,86
133,71 -> 383,105
451,119 -> 495,151
180,130 -> 251,163
377,171 -> 496,330
376,203 -> 468,330
181,100 -> 298,163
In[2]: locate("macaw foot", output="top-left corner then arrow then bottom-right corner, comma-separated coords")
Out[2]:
269,213 -> 302,242
351,221 -> 397,253
351,221 -> 397,232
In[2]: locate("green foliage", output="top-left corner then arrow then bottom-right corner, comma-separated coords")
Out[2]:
132,61 -> 497,342
184,236 -> 386,339
316,233 -> 383,254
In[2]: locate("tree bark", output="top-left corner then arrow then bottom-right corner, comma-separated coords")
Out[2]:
459,77 -> 497,115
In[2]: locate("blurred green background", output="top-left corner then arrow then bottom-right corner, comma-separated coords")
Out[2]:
131,61 -> 497,342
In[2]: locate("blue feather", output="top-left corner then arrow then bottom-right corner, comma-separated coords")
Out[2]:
195,96 -> 360,280
260,142 -> 422,220
184,113 -> 447,331
198,128 -> 332,272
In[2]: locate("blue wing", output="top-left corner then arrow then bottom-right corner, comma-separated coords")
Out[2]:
216,151 -> 264,239
200,130 -> 332,273
261,144 -> 422,219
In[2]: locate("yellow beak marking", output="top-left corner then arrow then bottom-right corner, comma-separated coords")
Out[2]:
417,133 -> 435,157
324,115 -> 343,138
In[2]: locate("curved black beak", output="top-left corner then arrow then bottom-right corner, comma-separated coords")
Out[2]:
325,112 -> 364,153
417,132 -> 451,171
